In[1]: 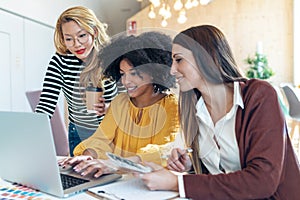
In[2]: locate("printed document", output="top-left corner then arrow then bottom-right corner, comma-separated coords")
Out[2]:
88,174 -> 178,200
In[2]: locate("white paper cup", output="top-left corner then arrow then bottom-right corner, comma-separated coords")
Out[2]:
86,87 -> 103,113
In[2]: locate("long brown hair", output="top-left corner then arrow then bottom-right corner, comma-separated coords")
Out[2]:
173,25 -> 247,173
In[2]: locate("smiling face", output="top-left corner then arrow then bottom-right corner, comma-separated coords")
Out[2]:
171,44 -> 203,92
62,21 -> 94,62
120,58 -> 153,98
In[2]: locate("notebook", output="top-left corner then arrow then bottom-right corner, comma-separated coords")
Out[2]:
0,111 -> 121,198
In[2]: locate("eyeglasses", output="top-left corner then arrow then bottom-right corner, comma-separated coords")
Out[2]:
64,32 -> 89,47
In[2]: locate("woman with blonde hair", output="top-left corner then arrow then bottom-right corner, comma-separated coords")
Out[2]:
36,6 -> 119,156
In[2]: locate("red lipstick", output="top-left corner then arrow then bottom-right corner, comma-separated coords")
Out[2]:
76,49 -> 85,54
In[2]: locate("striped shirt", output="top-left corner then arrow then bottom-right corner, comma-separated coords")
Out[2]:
35,53 -> 118,129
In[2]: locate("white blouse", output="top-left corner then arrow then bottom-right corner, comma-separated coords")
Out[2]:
196,82 -> 244,174
178,82 -> 245,198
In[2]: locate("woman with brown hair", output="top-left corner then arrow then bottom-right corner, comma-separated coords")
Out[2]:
138,25 -> 300,199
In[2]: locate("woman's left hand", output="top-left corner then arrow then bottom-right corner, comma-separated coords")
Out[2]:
135,162 -> 178,191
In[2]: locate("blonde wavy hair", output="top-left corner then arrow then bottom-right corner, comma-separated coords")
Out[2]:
54,6 -> 110,87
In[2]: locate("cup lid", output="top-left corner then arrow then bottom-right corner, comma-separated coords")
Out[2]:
86,86 -> 103,92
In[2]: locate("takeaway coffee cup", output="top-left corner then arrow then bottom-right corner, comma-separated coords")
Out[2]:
85,86 -> 103,113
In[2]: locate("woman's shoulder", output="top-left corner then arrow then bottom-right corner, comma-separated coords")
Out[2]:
52,53 -> 82,65
53,52 -> 77,59
239,79 -> 277,102
109,93 -> 130,116
110,93 -> 128,104
163,93 -> 178,105
240,79 -> 275,93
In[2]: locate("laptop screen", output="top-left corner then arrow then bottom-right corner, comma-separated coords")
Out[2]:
0,111 -> 121,198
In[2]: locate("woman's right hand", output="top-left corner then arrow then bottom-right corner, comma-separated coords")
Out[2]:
167,148 -> 192,172
94,97 -> 109,116
58,155 -> 93,168
135,162 -> 179,191
72,159 -> 116,178
58,156 -> 115,178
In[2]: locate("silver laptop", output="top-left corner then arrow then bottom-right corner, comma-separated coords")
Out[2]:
0,111 -> 121,198
25,89 -> 69,156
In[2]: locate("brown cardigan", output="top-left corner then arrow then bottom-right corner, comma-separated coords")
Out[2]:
183,79 -> 300,200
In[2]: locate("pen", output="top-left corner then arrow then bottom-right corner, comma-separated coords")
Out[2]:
185,147 -> 193,154
163,148 -> 193,168
178,147 -> 193,159
88,190 -> 125,200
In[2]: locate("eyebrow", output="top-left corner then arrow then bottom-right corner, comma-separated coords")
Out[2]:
120,68 -> 136,73
64,29 -> 86,37
172,53 -> 183,58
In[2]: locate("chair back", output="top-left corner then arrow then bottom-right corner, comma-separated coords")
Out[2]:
273,86 -> 289,117
281,84 -> 300,119
25,90 -> 69,156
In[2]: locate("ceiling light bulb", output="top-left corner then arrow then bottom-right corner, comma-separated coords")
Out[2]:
192,0 -> 199,7
161,18 -> 168,27
150,0 -> 161,7
158,3 -> 166,16
177,9 -> 187,24
200,0 -> 211,5
148,4 -> 156,19
174,0 -> 183,11
185,0 -> 193,9
164,5 -> 172,19
148,10 -> 156,19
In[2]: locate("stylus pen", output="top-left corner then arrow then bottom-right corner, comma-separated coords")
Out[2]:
185,147 -> 193,154
175,148 -> 193,161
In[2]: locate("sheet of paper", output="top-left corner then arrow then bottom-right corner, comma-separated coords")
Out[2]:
106,152 -> 152,173
88,174 -> 178,200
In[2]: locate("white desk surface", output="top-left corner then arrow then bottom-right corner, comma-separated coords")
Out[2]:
0,175 -> 183,200
0,156 -> 182,200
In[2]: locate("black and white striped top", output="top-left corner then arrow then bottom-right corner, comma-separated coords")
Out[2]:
35,53 -> 118,129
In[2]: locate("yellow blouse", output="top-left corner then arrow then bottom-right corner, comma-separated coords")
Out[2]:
74,93 -> 179,165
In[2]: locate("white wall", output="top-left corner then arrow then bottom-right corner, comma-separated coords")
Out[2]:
0,9 -> 57,112
0,0 -> 105,28
0,0 -> 141,35
0,10 -> 23,111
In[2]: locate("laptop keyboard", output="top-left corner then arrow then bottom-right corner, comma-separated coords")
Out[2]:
60,174 -> 90,190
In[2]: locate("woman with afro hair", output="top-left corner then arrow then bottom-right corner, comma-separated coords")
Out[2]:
59,31 -> 181,177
